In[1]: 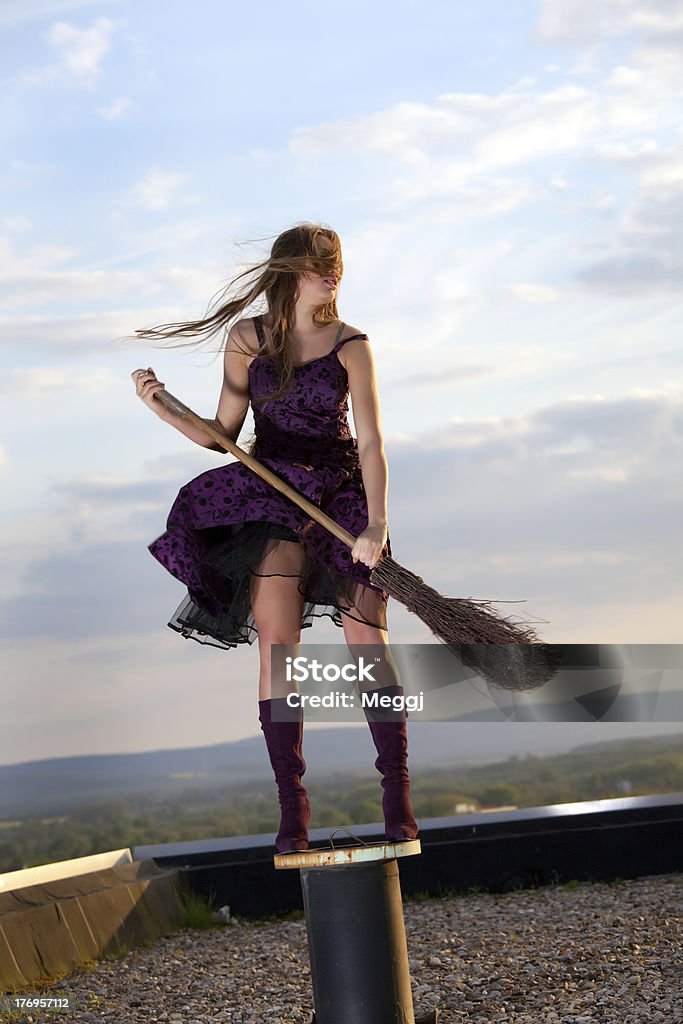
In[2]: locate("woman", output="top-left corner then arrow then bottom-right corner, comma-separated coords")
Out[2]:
131,222 -> 418,852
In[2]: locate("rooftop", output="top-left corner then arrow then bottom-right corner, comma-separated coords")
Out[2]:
3,870 -> 681,1023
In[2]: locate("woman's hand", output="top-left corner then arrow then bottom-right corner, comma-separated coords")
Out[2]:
131,367 -> 169,419
351,522 -> 388,569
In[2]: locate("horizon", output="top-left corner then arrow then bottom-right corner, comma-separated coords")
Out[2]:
2,720 -> 682,771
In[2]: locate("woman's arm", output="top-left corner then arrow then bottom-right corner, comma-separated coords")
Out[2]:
345,336 -> 389,566
207,323 -> 252,448
162,323 -> 252,451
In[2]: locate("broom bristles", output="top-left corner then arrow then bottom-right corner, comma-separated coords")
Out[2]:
370,556 -> 561,691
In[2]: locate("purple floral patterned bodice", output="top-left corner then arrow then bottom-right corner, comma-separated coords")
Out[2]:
248,316 -> 367,468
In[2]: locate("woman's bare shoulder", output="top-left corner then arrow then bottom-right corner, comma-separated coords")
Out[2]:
340,322 -> 368,341
337,324 -> 372,373
225,317 -> 261,360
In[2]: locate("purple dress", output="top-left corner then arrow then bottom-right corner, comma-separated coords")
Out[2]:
148,316 -> 392,649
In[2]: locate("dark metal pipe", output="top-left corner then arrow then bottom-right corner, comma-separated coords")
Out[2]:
300,857 -> 414,1024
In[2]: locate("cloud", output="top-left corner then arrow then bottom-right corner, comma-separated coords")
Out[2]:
128,168 -> 191,211
536,1 -> 683,99
291,99 -> 482,164
283,8 -> 681,303
0,310 -> 171,354
388,365 -> 493,390
97,96 -> 131,120
290,83 -> 601,173
536,0 -> 683,43
0,268 -> 145,310
0,237 -> 74,275
0,233 -> 228,323
507,284 -> 560,303
577,181 -> 683,290
0,539 -> 168,640
50,474 -> 178,509
46,17 -> 113,82
287,71 -> 664,225
0,366 -> 116,397
13,15 -> 114,88
0,1 -> 116,29
476,85 -> 599,167
42,452 -> 235,544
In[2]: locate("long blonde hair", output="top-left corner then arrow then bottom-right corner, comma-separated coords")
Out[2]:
131,222 -> 344,404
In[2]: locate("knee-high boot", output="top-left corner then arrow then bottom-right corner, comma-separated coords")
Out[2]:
361,684 -> 419,841
258,697 -> 311,852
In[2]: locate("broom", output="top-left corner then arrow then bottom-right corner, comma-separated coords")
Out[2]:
155,389 -> 562,691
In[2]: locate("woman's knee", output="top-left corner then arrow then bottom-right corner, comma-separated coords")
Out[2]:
340,588 -> 388,647
342,616 -> 387,648
253,592 -> 303,644
257,626 -> 302,648
250,560 -> 305,641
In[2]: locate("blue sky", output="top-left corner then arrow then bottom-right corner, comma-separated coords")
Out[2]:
1,0 -> 682,765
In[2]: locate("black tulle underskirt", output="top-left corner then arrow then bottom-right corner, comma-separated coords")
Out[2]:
166,519 -> 389,650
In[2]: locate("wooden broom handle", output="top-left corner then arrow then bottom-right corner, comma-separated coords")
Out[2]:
155,389 -> 358,549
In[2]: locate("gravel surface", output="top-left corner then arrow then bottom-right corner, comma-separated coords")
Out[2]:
2,871 -> 681,1024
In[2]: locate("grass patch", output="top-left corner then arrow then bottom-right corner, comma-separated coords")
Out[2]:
175,886 -> 220,930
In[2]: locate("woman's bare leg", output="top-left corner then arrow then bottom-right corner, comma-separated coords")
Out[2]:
340,587 -> 399,691
251,537 -> 310,852
250,539 -> 306,700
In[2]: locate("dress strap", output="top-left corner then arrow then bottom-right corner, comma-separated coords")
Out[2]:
254,315 -> 267,353
333,328 -> 369,352
257,315 -> 367,355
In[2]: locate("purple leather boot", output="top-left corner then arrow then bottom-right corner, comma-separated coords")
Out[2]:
362,684 -> 419,841
258,697 -> 311,852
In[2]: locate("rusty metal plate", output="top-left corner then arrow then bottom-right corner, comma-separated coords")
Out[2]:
273,838 -> 421,870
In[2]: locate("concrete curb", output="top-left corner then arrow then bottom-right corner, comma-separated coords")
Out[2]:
0,859 -> 185,990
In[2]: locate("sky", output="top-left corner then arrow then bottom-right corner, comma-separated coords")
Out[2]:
1,0 -> 682,766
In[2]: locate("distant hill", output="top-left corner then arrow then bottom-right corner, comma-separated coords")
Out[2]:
1,722 -> 681,818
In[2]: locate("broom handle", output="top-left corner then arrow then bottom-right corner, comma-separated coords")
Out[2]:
155,389 -> 358,550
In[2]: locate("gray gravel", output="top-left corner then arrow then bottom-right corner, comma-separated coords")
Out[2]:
4,871 -> 681,1023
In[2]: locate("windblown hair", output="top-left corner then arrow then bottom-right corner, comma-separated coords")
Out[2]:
131,222 -> 344,405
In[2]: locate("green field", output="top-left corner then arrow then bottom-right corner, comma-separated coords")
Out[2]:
1,734 -> 681,873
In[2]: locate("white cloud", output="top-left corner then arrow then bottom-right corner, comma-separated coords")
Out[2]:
46,17 -> 113,82
0,233 -> 224,325
0,366 -> 116,397
638,137 -> 683,187
98,96 -> 131,120
507,284 -> 560,303
0,309 -> 178,352
287,16 -> 683,294
128,168 -> 191,211
536,0 -> 683,42
306,82 -> 598,170
577,180 -> 683,290
536,0 -> 683,105
13,15 -> 115,88
0,1 -> 116,29
286,77 -> 635,218
0,217 -> 32,233
0,237 -> 74,275
295,99 -> 482,165
0,268 -> 146,310
477,85 -> 599,166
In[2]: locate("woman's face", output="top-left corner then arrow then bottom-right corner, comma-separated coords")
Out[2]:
297,240 -> 342,304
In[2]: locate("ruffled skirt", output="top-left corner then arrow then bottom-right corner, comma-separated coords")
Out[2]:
148,454 -> 391,650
